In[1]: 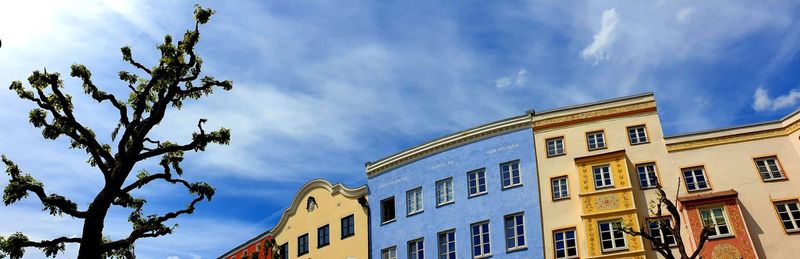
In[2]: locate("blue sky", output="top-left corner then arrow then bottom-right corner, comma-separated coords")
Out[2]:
1,0 -> 800,258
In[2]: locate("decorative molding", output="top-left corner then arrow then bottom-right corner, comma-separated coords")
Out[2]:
270,179 -> 368,238
667,118 -> 800,152
366,115 -> 532,177
533,101 -> 657,131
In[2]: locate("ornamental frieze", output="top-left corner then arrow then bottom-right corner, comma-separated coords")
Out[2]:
667,119 -> 800,152
533,101 -> 656,130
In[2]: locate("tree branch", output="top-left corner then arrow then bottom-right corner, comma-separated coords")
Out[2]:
2,156 -> 88,218
0,232 -> 81,259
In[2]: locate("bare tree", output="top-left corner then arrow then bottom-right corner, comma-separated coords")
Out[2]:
617,180 -> 714,259
0,4 -> 232,258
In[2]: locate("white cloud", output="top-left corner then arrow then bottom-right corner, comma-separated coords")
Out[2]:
753,86 -> 800,112
676,7 -> 697,22
581,8 -> 620,64
495,69 -> 528,89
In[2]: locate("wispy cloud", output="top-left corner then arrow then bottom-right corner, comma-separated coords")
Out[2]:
581,8 -> 620,64
753,86 -> 800,112
676,7 -> 697,22
495,69 -> 528,89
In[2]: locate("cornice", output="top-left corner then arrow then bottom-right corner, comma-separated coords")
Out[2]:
666,117 -> 800,152
271,179 -> 368,237
533,101 -> 657,132
366,115 -> 532,178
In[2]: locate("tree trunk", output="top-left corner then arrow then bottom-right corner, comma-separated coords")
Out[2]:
77,189 -> 113,259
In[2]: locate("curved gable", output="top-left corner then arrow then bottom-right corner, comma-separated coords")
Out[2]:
271,179 -> 367,237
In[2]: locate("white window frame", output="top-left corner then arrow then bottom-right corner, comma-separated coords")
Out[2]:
628,125 -> 649,145
381,196 -> 396,224
647,218 -> 676,247
406,187 -> 424,215
683,167 -> 710,191
504,213 -> 526,251
636,163 -> 659,189
381,246 -> 397,259
436,178 -> 454,206
500,160 -> 522,189
593,165 -> 613,189
467,169 -> 487,197
699,207 -> 733,239
754,157 -> 786,181
598,220 -> 627,252
551,176 -> 569,200
586,131 -> 606,150
775,200 -> 800,233
438,230 -> 456,259
471,221 -> 492,258
553,228 -> 578,259
547,137 -> 565,157
408,238 -> 424,259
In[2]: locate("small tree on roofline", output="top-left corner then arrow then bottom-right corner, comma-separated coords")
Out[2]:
616,179 -> 715,259
0,4 -> 232,258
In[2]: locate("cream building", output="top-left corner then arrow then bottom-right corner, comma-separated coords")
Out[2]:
533,93 -> 800,259
220,179 -> 369,259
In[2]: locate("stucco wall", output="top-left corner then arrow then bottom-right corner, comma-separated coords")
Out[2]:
272,186 -> 369,259
367,128 -> 543,258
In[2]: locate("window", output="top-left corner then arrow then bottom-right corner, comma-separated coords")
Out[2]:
467,169 -> 488,197
598,220 -> 627,252
279,243 -> 288,259
436,178 -> 454,206
438,230 -> 456,259
593,165 -> 613,189
504,213 -> 526,251
547,137 -> 565,157
775,200 -> 800,232
553,228 -> 577,259
683,167 -> 710,191
755,157 -> 786,181
317,224 -> 330,248
407,188 -> 424,215
628,125 -> 648,145
647,218 -> 676,247
381,246 -> 397,259
297,233 -> 309,256
551,176 -> 569,200
636,163 -> 659,189
341,214 -> 355,239
500,160 -> 522,188
586,131 -> 607,150
381,197 -> 396,224
408,239 -> 424,259
700,207 -> 731,238
471,221 -> 491,258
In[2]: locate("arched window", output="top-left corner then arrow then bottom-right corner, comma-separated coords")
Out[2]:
307,197 -> 317,212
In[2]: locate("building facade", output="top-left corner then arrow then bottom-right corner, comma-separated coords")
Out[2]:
220,179 -> 369,259
366,115 -> 545,259
533,93 -> 800,259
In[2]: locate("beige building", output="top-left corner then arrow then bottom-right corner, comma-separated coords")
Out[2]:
220,179 -> 369,259
533,93 -> 800,259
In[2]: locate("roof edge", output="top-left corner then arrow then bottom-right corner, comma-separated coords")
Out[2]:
534,92 -> 654,116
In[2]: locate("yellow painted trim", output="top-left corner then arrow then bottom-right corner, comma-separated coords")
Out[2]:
533,101 -> 657,131
666,119 -> 800,152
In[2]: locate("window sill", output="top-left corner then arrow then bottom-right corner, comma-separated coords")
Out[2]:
468,192 -> 488,199
708,234 -> 734,240
407,210 -> 424,217
552,196 -> 571,201
595,185 -> 614,190
502,184 -> 523,190
601,247 -> 629,253
786,229 -> 800,234
547,153 -> 566,158
763,177 -> 788,182
687,188 -> 712,193
629,141 -> 650,146
341,233 -> 355,240
473,253 -> 493,259
436,201 -> 454,208
506,245 -> 528,253
317,243 -> 329,249
588,146 -> 608,151
380,219 -> 396,226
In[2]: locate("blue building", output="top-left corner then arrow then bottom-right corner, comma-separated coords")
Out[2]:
366,114 -> 543,259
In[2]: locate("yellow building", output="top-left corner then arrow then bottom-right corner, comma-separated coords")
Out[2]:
220,179 -> 369,259
533,93 -> 800,259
